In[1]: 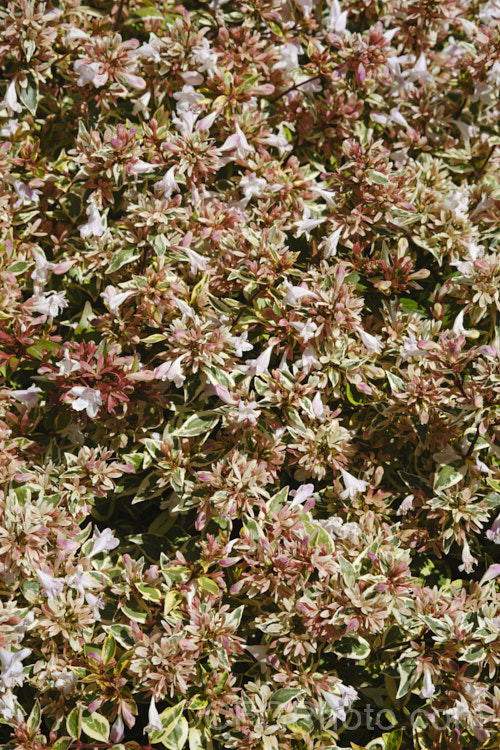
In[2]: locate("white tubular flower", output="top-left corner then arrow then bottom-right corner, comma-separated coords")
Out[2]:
68,386 -> 103,418
192,37 -> 220,78
173,85 -> 204,113
359,328 -> 384,355
32,290 -> 68,321
79,200 -> 105,238
10,384 -> 42,410
0,648 -> 31,690
229,331 -> 253,358
144,697 -> 163,734
220,124 -> 252,160
154,355 -> 187,388
1,80 -> 22,114
184,248 -> 208,275
240,173 -> 267,201
291,319 -> 318,343
311,392 -> 327,420
339,469 -> 368,500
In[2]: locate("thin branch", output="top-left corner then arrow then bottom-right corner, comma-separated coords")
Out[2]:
271,75 -> 322,103
114,0 -> 126,29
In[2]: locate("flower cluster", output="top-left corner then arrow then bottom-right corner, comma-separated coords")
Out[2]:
0,0 -> 500,749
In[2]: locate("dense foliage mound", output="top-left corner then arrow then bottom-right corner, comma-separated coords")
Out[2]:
1,0 -> 500,749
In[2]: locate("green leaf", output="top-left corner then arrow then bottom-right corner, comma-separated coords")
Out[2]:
122,600 -> 149,623
161,715 -> 189,750
66,707 -> 82,739
367,170 -> 390,185
433,464 -> 465,492
302,521 -> 334,554
106,247 -> 141,274
332,634 -> 371,660
27,703 -> 40,733
268,486 -> 289,514
7,260 -> 33,275
197,576 -> 219,596
461,644 -> 486,663
132,5 -> 165,17
50,738 -> 73,750
271,688 -> 303,709
101,634 -> 116,665
108,624 -> 136,649
175,412 -> 219,437
386,371 -> 405,393
19,72 -> 38,115
396,659 -> 418,699
149,700 -> 186,745
26,339 -> 59,359
339,555 -> 356,587
81,713 -> 110,742
382,729 -> 403,750
136,583 -> 162,602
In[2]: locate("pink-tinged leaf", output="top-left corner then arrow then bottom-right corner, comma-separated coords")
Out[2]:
481,564 -> 500,584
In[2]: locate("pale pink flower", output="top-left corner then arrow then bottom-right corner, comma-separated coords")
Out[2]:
290,483 -> 314,508
154,355 -> 187,388
110,716 -> 125,743
420,668 -> 435,699
36,569 -> 64,600
243,345 -> 274,376
220,124 -> 252,160
237,401 -> 261,424
282,282 -> 312,306
101,285 -> 135,315
12,179 -> 41,209
458,539 -> 477,574
397,494 -> 414,516
89,527 -> 119,558
327,0 -> 348,32
74,60 -> 108,88
486,515 -> 500,544
154,167 -> 179,199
